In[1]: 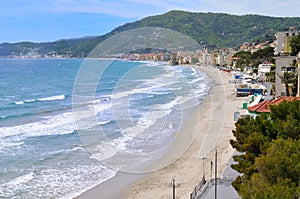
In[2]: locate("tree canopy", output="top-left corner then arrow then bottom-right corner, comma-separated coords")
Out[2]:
239,138 -> 300,198
231,100 -> 300,198
277,71 -> 298,96
290,34 -> 300,56
233,46 -> 275,69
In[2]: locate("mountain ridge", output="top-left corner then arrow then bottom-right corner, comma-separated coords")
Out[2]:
1,10 -> 300,57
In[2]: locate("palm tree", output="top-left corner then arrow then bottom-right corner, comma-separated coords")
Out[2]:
277,72 -> 297,96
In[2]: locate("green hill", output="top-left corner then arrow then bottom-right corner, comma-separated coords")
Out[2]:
1,10 -> 300,57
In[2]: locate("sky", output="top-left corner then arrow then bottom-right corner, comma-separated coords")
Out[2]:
0,0 -> 300,43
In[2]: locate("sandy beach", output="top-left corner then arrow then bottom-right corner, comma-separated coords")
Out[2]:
76,66 -> 245,199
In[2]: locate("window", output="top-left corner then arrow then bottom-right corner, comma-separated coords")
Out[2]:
287,67 -> 295,72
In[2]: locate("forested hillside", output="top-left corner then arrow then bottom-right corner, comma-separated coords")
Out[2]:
1,10 -> 300,57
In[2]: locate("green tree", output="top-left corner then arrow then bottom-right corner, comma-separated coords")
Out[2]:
231,100 -> 300,197
239,138 -> 300,198
239,173 -> 299,199
233,51 -> 251,69
277,72 -> 297,96
250,46 -> 275,66
290,34 -> 300,56
233,47 -> 275,70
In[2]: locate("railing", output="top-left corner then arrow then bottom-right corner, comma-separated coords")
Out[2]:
190,176 -> 206,199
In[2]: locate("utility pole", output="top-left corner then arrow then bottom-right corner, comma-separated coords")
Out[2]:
172,176 -> 175,199
201,157 -> 207,180
211,161 -> 213,180
215,148 -> 217,199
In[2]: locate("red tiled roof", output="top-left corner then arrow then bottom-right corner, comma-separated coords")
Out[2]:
248,96 -> 300,113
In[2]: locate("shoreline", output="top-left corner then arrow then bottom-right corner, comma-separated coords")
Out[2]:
76,65 -> 245,199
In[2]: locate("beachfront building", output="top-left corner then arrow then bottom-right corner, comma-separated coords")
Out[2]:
275,56 -> 297,96
274,27 -> 299,97
201,47 -> 213,66
248,96 -> 300,114
258,63 -> 273,82
215,53 -> 228,66
274,27 -> 299,56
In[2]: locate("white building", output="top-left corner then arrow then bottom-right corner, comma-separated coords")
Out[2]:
258,63 -> 273,81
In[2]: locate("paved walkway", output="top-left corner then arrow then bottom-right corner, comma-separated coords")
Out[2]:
195,151 -> 241,199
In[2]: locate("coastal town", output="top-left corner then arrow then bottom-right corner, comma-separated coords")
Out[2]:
88,26 -> 300,199
124,26 -> 300,99
1,3 -> 300,198
119,27 -> 300,199
191,27 -> 300,199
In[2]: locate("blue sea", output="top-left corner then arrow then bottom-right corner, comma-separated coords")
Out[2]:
0,58 -> 209,198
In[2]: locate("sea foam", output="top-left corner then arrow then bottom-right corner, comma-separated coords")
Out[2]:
0,111 -> 76,139
38,95 -> 66,102
14,95 -> 66,105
